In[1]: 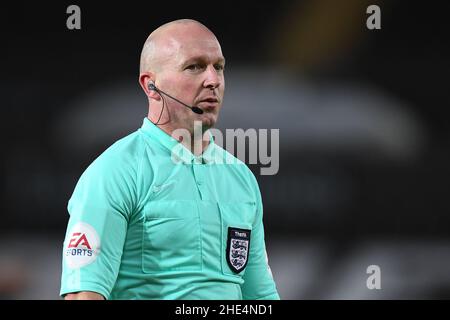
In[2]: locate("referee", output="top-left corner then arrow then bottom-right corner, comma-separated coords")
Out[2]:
60,19 -> 280,300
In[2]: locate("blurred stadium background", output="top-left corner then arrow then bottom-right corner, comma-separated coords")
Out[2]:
2,0 -> 450,299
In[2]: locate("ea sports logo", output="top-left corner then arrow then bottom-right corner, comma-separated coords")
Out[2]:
64,222 -> 100,268
68,233 -> 92,249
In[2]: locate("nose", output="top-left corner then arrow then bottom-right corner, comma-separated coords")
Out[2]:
203,65 -> 222,89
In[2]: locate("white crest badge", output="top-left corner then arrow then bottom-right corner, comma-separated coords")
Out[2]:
226,227 -> 251,273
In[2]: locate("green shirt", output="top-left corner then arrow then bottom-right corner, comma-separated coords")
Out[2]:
60,118 -> 280,300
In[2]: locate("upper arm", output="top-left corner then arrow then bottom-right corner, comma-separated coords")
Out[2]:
60,155 -> 137,299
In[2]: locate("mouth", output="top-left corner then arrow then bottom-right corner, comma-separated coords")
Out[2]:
197,97 -> 220,110
198,96 -> 219,103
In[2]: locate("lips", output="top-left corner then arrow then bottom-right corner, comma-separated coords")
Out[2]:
196,97 -> 219,112
198,97 -> 219,103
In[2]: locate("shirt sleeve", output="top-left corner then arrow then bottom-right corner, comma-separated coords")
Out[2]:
241,173 -> 280,300
60,153 -> 137,299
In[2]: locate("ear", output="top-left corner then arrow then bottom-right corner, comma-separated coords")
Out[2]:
139,72 -> 160,101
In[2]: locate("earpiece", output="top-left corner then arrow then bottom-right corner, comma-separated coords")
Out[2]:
148,82 -> 156,91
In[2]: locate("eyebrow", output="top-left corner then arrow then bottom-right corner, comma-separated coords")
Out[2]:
182,55 -> 226,66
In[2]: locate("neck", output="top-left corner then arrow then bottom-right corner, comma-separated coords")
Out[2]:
189,137 -> 210,156
149,117 -> 210,156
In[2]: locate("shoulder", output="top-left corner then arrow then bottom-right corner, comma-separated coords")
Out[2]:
80,130 -> 146,184
102,130 -> 145,162
214,144 -> 257,178
213,144 -> 261,194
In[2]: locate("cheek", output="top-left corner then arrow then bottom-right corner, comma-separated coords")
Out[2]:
219,79 -> 225,96
163,75 -> 193,94
179,81 -> 199,101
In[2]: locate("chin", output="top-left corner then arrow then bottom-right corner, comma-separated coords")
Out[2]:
201,114 -> 218,130
201,122 -> 214,132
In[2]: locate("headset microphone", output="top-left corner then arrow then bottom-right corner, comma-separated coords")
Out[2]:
148,82 -> 204,114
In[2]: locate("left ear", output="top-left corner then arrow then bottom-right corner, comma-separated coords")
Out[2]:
139,72 -> 160,100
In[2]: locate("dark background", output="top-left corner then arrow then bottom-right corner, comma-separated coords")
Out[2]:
1,0 -> 450,299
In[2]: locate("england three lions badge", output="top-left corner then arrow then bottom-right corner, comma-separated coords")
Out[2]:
226,227 -> 251,273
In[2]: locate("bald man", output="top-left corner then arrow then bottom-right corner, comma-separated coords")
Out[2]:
60,19 -> 280,300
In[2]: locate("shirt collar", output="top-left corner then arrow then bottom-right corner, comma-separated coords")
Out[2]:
140,117 -> 219,165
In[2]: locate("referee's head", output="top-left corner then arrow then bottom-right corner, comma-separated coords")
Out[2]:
139,19 -> 226,134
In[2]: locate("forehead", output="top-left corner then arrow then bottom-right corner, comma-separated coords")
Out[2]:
178,39 -> 224,61
159,28 -> 224,64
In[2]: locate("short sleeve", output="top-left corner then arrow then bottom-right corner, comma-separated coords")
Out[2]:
241,173 -> 280,300
60,153 -> 137,299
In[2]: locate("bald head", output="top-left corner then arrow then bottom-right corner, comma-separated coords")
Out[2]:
138,19 -> 225,135
139,19 -> 220,74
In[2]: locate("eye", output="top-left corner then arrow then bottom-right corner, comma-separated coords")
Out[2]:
185,64 -> 203,71
214,64 -> 225,71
